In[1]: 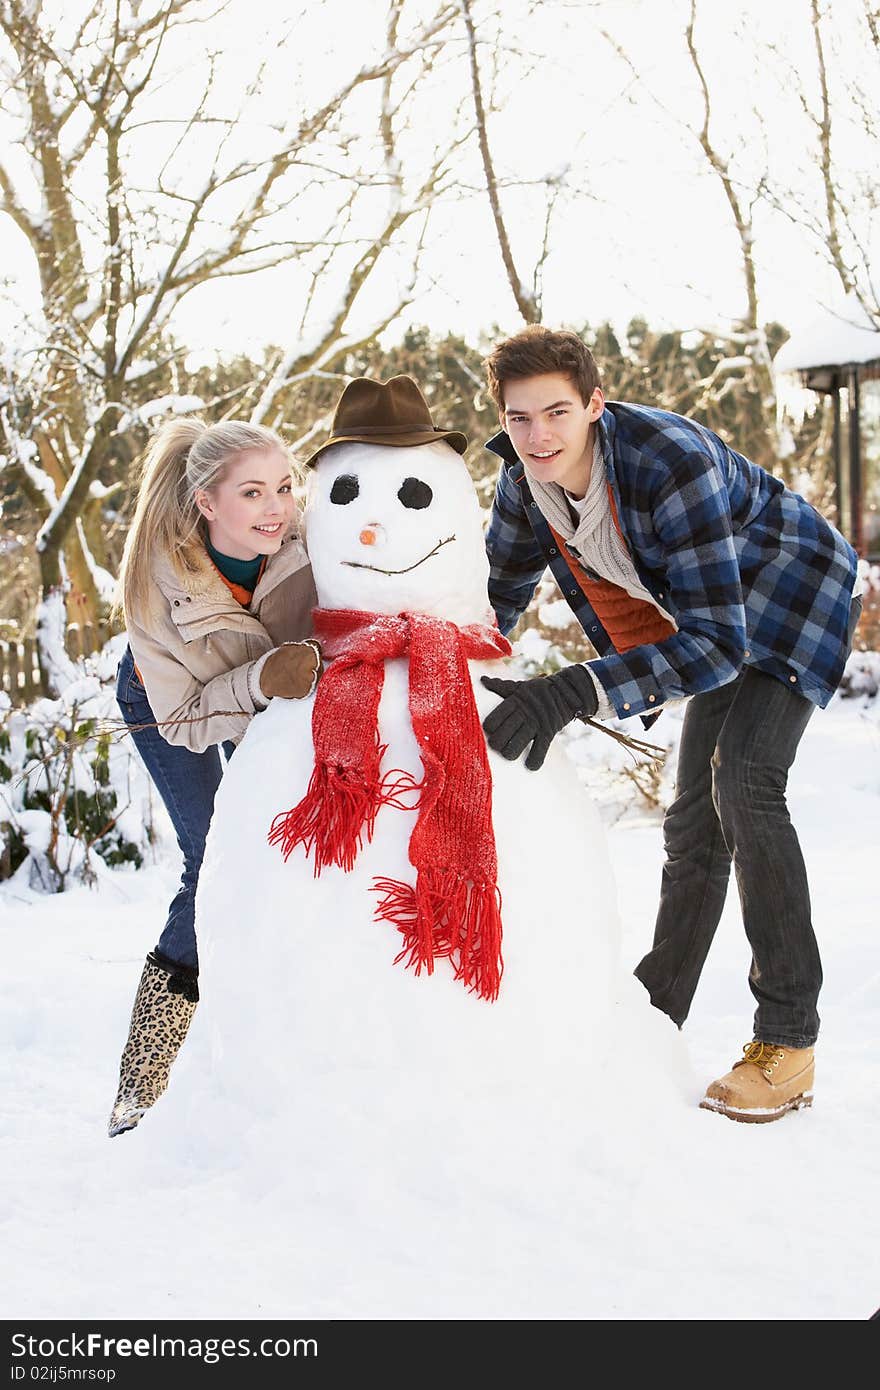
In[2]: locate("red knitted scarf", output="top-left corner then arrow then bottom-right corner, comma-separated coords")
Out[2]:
268,608 -> 512,1001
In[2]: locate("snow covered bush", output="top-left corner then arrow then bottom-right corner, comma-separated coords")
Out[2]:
837,563 -> 879,701
850,561 -> 880,656
0,638 -> 159,892
838,648 -> 880,701
510,626 -> 682,823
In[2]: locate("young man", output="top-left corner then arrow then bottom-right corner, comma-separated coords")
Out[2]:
480,324 -> 861,1123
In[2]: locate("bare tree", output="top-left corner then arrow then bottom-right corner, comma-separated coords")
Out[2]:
683,3 -> 762,334
249,2 -> 468,429
458,0 -> 540,323
598,4 -> 782,471
750,0 -> 879,330
0,0 -> 458,691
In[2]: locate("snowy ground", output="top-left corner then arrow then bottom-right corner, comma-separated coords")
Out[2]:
2,684 -> 878,1322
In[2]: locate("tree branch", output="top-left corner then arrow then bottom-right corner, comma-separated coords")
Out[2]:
458,0 -> 539,323
685,0 -> 757,330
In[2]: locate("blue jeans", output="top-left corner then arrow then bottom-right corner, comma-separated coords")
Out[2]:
116,645 -> 235,971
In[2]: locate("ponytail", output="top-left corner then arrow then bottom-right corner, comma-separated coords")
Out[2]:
115,416 -> 296,630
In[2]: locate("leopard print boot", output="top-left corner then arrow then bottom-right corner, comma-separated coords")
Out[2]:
108,951 -> 199,1137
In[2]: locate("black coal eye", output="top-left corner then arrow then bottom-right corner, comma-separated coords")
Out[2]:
398,477 -> 433,510
330,474 -> 359,505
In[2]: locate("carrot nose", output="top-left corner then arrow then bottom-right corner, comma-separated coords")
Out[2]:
359,526 -> 379,545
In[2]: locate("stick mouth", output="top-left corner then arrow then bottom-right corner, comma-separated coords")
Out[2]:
341,534 -> 456,576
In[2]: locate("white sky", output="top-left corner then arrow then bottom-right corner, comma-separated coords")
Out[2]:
1,0 -> 874,362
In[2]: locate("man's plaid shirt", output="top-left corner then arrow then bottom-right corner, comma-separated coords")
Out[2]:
484,401 -> 859,721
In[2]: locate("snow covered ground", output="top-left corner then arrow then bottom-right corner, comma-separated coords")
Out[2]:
2,681 -> 878,1322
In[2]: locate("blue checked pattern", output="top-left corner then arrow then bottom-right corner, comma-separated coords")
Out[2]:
484,402 -> 859,721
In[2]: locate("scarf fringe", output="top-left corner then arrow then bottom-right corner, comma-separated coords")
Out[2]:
268,609 -> 511,999
372,870 -> 504,1002
268,751 -> 420,874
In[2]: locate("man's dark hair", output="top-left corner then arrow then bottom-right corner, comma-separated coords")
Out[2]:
483,326 -> 603,413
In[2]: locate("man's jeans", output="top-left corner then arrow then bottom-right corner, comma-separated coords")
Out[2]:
634,666 -> 824,1047
116,645 -> 235,972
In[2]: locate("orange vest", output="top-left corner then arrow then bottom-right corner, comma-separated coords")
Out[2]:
549,485 -> 676,653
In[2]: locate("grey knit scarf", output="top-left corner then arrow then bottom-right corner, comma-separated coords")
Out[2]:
524,435 -> 675,622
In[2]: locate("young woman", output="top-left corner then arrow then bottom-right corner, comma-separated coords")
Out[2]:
108,417 -> 321,1137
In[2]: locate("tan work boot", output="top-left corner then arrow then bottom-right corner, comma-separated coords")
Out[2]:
699,1041 -> 814,1123
108,951 -> 198,1137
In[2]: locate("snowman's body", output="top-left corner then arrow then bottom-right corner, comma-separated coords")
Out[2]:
167,438 -> 688,1180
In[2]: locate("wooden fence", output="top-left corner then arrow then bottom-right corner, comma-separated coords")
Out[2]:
0,622 -> 112,706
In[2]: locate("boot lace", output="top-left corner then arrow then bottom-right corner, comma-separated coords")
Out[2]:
741,1040 -> 783,1077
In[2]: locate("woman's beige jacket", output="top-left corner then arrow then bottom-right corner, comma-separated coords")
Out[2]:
125,528 -> 317,753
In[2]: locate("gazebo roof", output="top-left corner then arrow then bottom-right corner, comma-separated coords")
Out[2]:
774,295 -> 880,374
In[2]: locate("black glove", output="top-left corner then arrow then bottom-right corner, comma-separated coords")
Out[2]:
480,665 -> 599,771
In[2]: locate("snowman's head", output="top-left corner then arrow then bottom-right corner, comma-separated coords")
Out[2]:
304,439 -> 494,625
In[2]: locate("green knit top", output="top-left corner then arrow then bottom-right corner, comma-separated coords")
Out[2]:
206,540 -> 264,598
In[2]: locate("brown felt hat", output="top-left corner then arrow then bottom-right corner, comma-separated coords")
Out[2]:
304,375 -> 468,467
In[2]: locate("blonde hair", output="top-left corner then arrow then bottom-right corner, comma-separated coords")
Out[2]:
115,417 -> 296,629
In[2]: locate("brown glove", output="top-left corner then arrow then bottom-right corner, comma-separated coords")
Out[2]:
258,640 -> 323,701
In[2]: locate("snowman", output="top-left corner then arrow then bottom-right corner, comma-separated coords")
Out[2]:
162,377 -> 688,1190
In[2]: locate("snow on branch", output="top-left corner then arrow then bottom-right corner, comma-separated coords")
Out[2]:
75,517 -> 117,605
137,393 -> 204,422
0,410 -> 58,510
34,411 -> 112,555
36,584 -> 79,697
